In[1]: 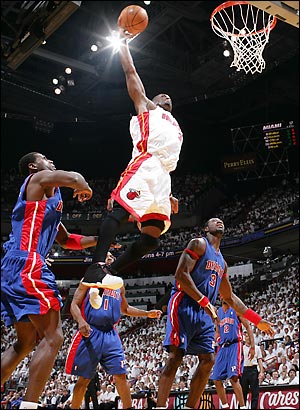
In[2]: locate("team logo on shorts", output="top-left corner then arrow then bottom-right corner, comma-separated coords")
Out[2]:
126,189 -> 140,200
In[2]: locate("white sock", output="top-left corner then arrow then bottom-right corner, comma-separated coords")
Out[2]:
19,402 -> 38,409
89,288 -> 102,309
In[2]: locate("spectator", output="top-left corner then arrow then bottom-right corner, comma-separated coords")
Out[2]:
97,384 -> 107,408
270,370 -> 280,385
56,388 -> 71,409
99,384 -> 116,409
288,369 -> 299,385
278,368 -> 290,384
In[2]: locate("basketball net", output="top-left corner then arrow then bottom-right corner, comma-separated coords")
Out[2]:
211,1 -> 277,74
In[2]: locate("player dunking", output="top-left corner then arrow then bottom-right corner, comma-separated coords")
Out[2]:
155,218 -> 275,409
65,253 -> 162,410
82,28 -> 183,290
0,152 -> 121,410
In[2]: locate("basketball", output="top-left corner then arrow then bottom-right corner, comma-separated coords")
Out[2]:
118,5 -> 148,36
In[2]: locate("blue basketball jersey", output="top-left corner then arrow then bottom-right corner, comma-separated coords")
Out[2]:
218,306 -> 243,344
7,174 -> 63,258
211,307 -> 244,380
171,237 -> 226,305
83,288 -> 122,330
65,288 -> 126,379
164,237 -> 226,354
1,175 -> 64,326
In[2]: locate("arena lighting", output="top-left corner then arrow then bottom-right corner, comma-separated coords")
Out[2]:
90,44 -> 98,52
144,1 -> 151,5
106,31 -> 123,52
52,78 -> 59,85
223,49 -> 230,57
54,85 -> 65,95
65,67 -> 72,74
5,1 -> 81,70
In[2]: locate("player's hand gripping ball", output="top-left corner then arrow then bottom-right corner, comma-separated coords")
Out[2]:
118,5 -> 148,36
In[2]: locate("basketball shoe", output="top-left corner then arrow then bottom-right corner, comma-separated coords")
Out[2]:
82,262 -> 123,290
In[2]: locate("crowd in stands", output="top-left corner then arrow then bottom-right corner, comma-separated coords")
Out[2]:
43,175 -> 300,257
1,170 -> 298,258
1,254 -> 299,409
0,170 -> 219,216
218,182 -> 298,240
2,172 -> 294,259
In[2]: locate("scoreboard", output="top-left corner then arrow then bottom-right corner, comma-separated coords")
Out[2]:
230,120 -> 296,180
263,120 -> 297,150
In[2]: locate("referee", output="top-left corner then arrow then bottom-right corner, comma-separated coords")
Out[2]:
241,330 -> 265,409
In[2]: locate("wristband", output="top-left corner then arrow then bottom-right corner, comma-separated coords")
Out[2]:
65,234 -> 84,250
197,295 -> 209,307
243,308 -> 262,326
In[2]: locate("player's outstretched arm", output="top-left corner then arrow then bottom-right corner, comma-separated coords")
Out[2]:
219,274 -> 275,336
118,29 -> 156,114
120,287 -> 162,318
28,169 -> 93,202
55,223 -> 98,250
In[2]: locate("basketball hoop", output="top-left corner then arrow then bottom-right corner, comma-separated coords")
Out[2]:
210,1 -> 277,74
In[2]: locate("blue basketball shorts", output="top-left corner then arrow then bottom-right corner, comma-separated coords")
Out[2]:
65,325 -> 127,379
211,341 -> 244,380
163,291 -> 215,355
1,250 -> 62,327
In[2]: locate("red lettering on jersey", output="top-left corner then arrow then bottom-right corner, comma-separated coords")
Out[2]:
220,317 -> 235,326
162,113 -> 183,141
103,289 -> 121,300
56,200 -> 63,213
209,273 -> 217,287
205,260 -> 224,279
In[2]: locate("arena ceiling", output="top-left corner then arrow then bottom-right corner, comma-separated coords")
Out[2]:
1,1 -> 299,126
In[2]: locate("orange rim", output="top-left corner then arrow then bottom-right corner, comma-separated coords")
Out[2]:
210,1 -> 277,37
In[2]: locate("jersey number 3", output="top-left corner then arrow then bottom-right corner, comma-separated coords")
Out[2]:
209,273 -> 217,287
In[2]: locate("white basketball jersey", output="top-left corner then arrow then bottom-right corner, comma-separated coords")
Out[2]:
129,106 -> 183,172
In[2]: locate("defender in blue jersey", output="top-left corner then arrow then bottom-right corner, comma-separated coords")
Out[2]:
156,218 -> 275,410
66,254 -> 162,410
212,299 -> 255,410
0,152 -> 98,409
